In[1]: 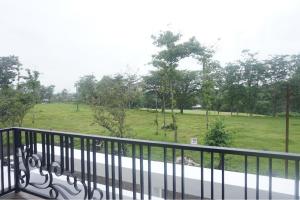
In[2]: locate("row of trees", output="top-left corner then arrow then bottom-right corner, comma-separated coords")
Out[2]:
0,56 -> 55,126
75,31 -> 300,142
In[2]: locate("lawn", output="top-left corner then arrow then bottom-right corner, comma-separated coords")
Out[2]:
20,103 -> 300,177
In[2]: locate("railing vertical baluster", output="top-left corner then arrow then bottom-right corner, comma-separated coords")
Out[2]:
33,132 -> 37,154
132,144 -> 136,200
295,160 -> 299,200
148,145 -> 151,200
211,152 -> 214,199
245,155 -> 248,199
46,133 -> 50,170
0,131 -> 4,193
172,148 -> 176,199
29,131 -> 33,155
118,142 -> 123,199
81,137 -> 85,184
181,149 -> 184,199
65,136 -> 69,171
201,151 -> 204,199
60,135 -> 64,173
104,140 -> 110,199
79,137 -> 88,199
269,158 -> 272,199
13,128 -> 21,193
140,144 -> 144,200
221,153 -> 225,200
7,130 -> 11,190
92,139 -> 97,190
25,131 -> 29,151
70,137 -> 74,174
41,133 -> 45,167
111,141 -> 116,200
164,147 -> 167,199
50,134 -> 55,163
87,138 -> 91,199
256,157 -> 259,200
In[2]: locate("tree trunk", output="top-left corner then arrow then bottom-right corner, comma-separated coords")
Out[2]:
171,82 -> 178,142
180,105 -> 184,114
162,94 -> 166,136
206,109 -> 209,130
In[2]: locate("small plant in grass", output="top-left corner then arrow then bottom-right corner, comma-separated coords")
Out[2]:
204,118 -> 233,169
161,122 -> 177,130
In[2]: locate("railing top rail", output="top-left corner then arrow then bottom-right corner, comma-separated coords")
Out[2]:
11,127 -> 300,160
0,128 -> 13,132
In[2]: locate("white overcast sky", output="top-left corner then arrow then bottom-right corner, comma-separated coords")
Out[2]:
0,0 -> 300,92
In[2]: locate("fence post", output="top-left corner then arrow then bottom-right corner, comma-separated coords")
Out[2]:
13,128 -> 21,193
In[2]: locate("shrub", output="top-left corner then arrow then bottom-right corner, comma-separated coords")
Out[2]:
204,118 -> 232,147
204,118 -> 233,169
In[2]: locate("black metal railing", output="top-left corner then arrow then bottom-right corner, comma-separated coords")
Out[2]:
0,127 -> 299,199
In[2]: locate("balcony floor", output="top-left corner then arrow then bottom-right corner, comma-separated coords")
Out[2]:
0,192 -> 45,200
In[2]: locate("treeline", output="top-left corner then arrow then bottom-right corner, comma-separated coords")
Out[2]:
75,31 -> 300,142
76,32 -> 300,117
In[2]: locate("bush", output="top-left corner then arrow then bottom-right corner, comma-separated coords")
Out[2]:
204,118 -> 233,147
205,118 -> 233,169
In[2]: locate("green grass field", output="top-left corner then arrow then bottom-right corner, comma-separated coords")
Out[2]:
19,103 -> 300,177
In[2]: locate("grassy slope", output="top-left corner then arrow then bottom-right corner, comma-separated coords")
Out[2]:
21,103 -> 300,176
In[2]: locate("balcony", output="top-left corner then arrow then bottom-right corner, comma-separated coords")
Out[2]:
0,127 -> 299,199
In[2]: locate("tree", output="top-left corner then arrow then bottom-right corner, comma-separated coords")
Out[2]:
40,85 -> 55,102
290,55 -> 300,112
200,60 -> 219,129
143,71 -> 164,134
92,75 -> 133,138
151,31 -> 206,141
23,69 -> 41,103
264,55 -> 293,116
0,56 -> 20,89
0,56 -> 41,127
151,31 -> 185,142
75,75 -> 97,104
174,70 -> 201,114
223,63 -> 245,115
123,73 -> 143,109
239,50 -> 266,116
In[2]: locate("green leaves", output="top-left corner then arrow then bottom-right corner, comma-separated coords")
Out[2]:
0,56 -> 42,127
204,118 -> 233,147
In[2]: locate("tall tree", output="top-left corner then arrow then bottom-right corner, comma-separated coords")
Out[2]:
239,50 -> 266,116
264,55 -> 292,116
223,63 -> 245,115
151,31 -> 185,142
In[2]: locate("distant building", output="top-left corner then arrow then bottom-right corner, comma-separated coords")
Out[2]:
192,104 -> 202,109
42,99 -> 50,103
